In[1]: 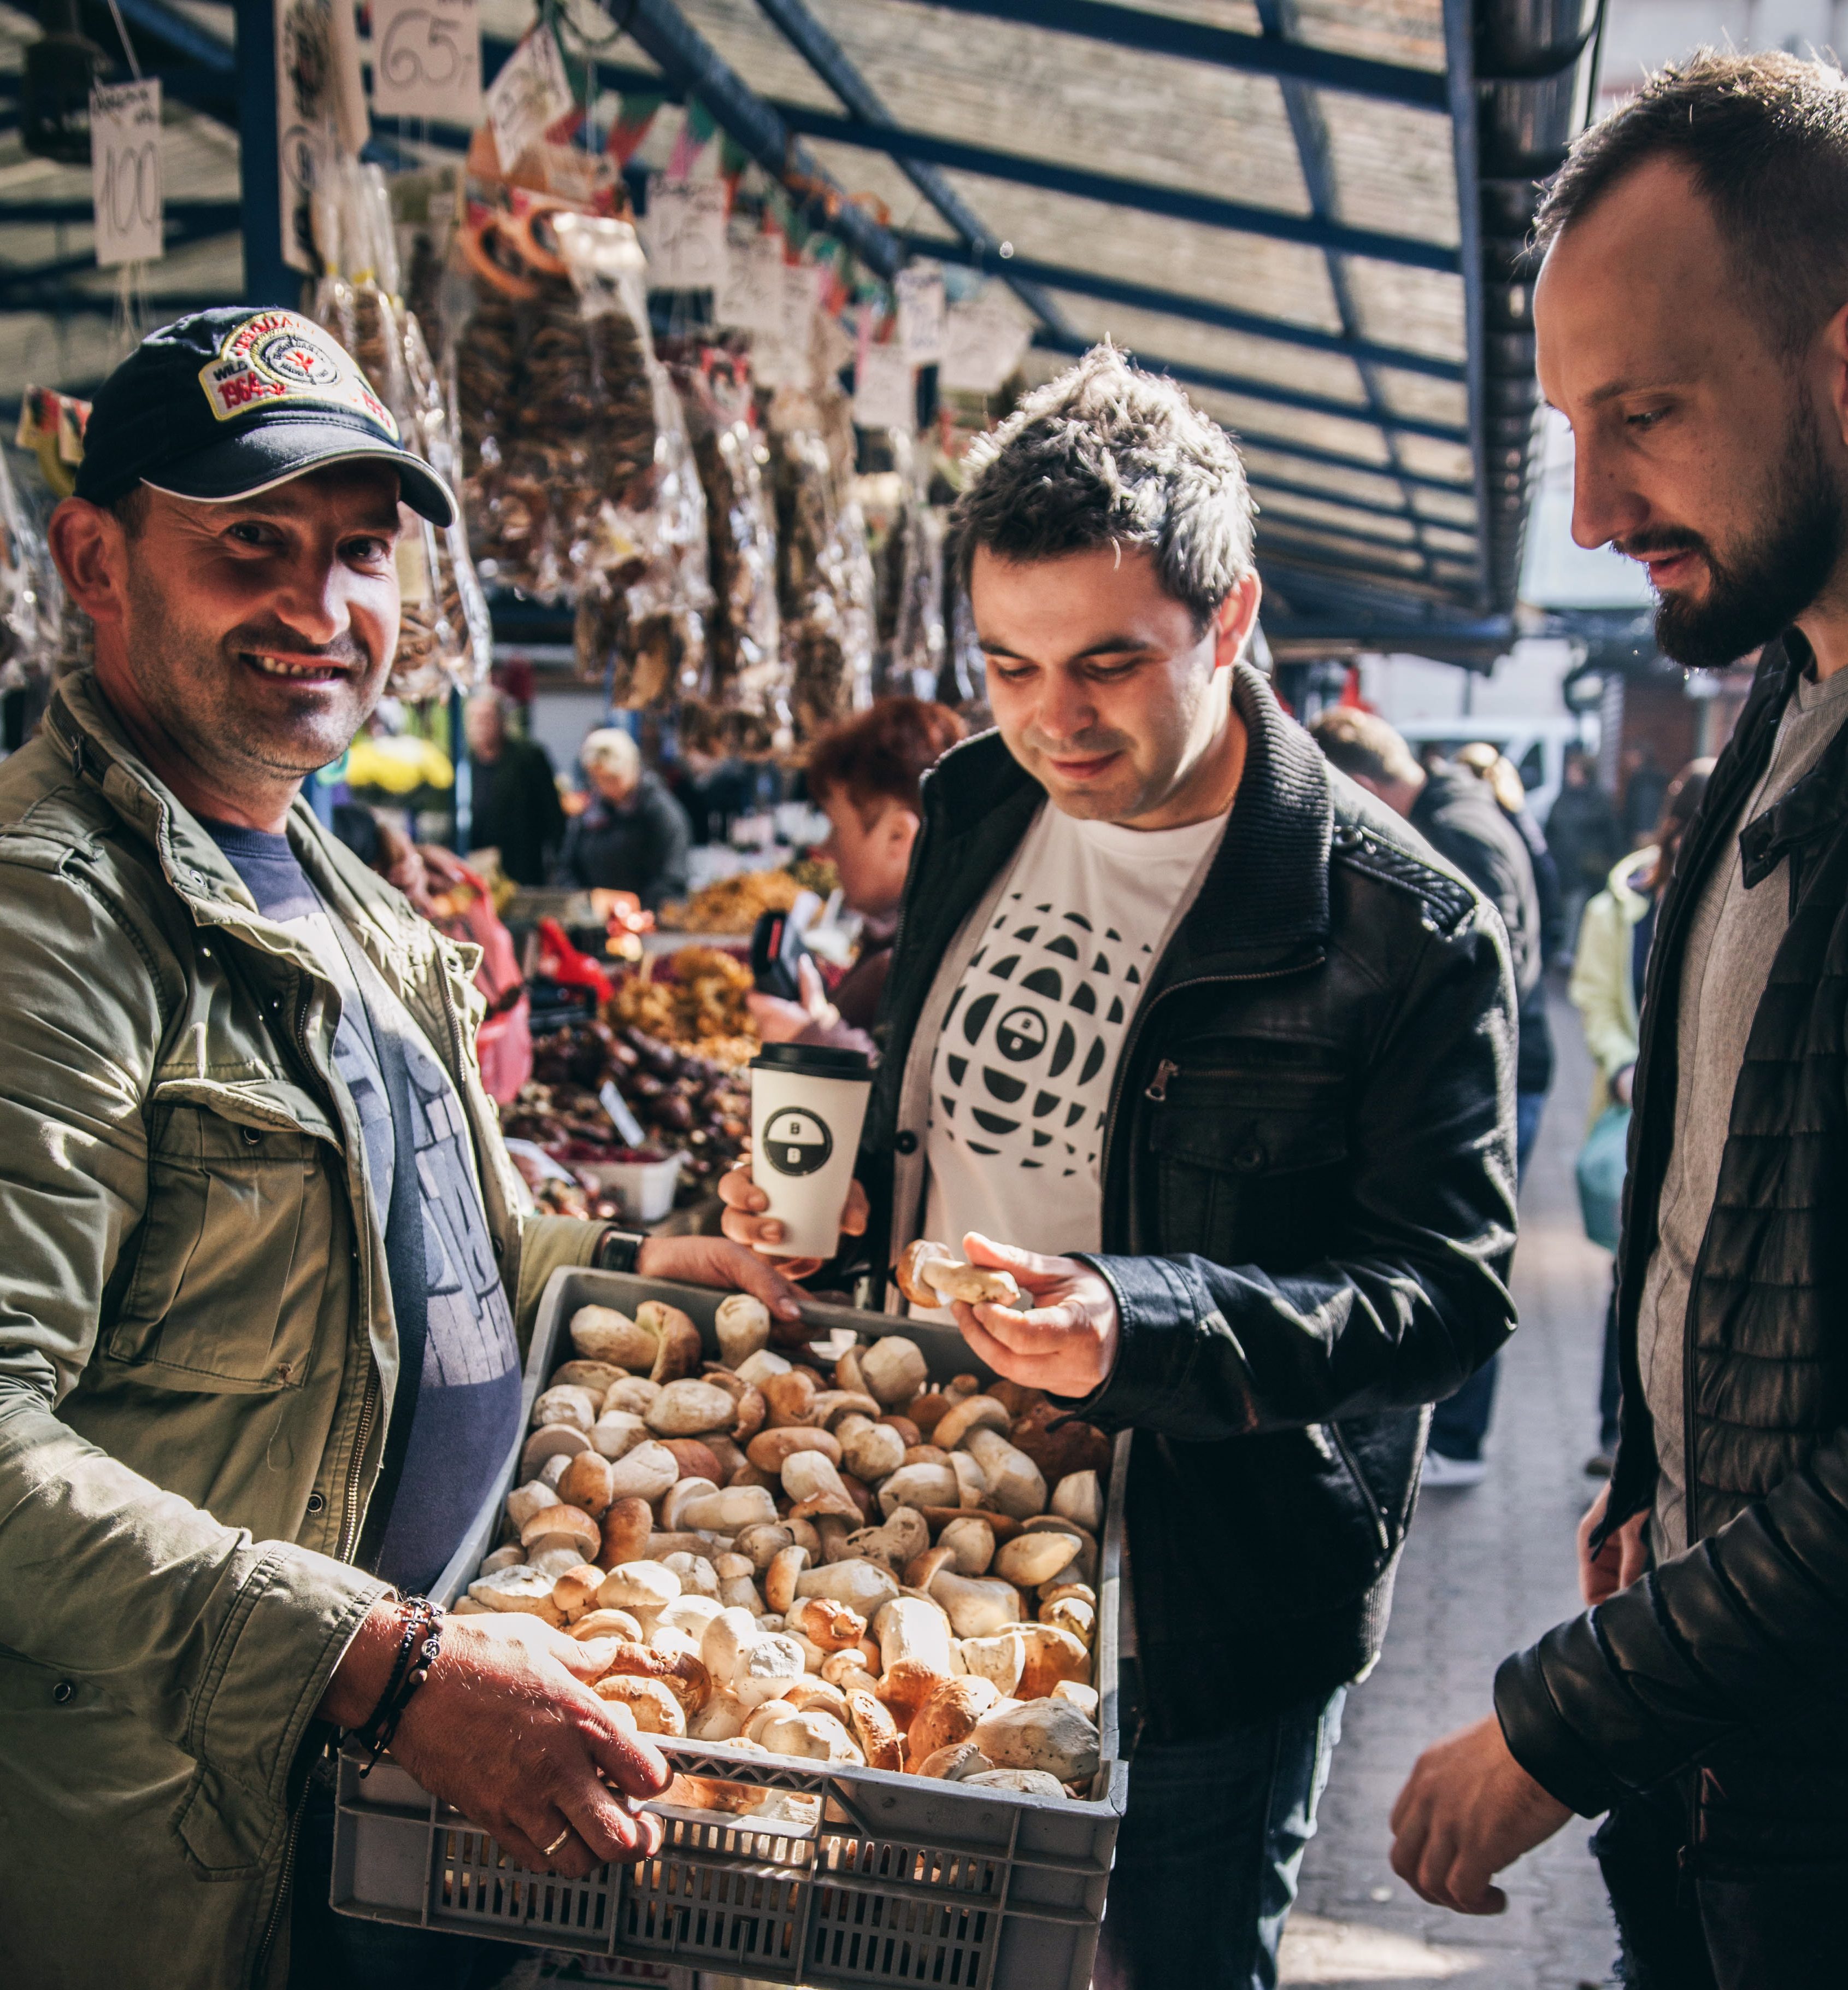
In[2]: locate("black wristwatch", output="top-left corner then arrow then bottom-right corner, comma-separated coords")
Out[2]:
593,1226 -> 646,1275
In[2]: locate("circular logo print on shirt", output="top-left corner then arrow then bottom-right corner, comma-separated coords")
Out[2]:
761,1107 -> 834,1177
995,1005 -> 1049,1062
256,328 -> 343,388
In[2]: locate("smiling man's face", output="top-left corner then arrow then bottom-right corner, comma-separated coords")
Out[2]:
972,541 -> 1250,827
1536,154 -> 1848,668
110,461 -> 404,793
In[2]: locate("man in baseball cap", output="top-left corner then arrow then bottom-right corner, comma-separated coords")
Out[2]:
0,310 -> 807,1987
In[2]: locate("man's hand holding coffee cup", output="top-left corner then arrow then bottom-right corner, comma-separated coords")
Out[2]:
718,1149 -> 869,1281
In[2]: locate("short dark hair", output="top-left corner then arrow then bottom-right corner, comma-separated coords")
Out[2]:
1308,707 -> 1421,788
1536,49 -> 1848,362
949,344 -> 1254,633
804,695 -> 966,818
109,485 -> 150,535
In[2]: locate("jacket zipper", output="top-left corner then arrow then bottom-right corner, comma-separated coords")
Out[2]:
252,1775 -> 315,1986
1100,959 -> 1321,1238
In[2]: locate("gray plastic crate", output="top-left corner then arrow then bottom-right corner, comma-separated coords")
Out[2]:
331,1265 -> 1129,1989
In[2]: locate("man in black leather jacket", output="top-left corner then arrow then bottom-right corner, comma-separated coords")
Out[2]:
1391,53 -> 1848,1989
720,348 -> 1519,1987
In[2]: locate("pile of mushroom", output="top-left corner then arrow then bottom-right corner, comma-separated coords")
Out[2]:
457,1293 -> 1110,1811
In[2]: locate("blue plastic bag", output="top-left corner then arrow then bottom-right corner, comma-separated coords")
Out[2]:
1576,1102 -> 1631,1252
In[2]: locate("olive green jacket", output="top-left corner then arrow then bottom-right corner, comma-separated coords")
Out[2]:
0,672 -> 603,1988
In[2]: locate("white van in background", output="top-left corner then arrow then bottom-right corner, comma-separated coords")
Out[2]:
1393,716 -> 1592,826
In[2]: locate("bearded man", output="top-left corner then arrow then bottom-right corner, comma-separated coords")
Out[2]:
1390,51 -> 1848,1989
0,310 -> 805,1988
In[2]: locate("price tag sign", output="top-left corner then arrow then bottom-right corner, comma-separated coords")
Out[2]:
896,265 -> 946,365
780,261 -> 823,349
485,24 -> 570,171
717,234 -> 784,332
640,175 -> 728,290
90,80 -> 162,268
853,343 -> 916,433
370,0 -> 481,124
941,296 -> 1032,394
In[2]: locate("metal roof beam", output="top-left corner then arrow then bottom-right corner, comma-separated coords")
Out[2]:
1246,474 -> 1473,533
895,231 -> 1464,381
747,0 -> 1073,339
1031,327 -> 1464,443
887,0 -> 1450,110
1444,0 -> 1493,612
1229,427 -> 1472,494
1253,0 -> 1446,583
770,101 -> 1460,270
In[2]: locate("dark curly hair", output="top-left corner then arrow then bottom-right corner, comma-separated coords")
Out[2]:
804,696 -> 966,819
1537,49 -> 1848,363
949,344 -> 1254,634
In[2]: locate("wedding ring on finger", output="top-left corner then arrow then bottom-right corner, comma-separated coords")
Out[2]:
542,1827 -> 570,1858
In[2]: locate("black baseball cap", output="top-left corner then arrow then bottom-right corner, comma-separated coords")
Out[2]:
73,306 -> 455,527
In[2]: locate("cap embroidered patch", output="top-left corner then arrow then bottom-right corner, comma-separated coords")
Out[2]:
197,310 -> 399,438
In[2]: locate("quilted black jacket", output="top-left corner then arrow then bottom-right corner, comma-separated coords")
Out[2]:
856,665 -> 1520,1737
1498,633 -> 1848,1856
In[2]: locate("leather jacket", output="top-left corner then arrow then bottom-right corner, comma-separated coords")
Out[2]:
1497,634 -> 1848,1857
856,666 -> 1520,1737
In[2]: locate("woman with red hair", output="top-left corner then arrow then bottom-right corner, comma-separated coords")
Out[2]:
749,696 -> 964,1054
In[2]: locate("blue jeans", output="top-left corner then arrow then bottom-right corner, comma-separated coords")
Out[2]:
1430,1087 -> 1546,1461
1094,1687 -> 1346,1989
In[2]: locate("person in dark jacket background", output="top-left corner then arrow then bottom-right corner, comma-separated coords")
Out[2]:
1391,54 -> 1848,1987
1546,745 -> 1622,965
1456,741 -> 1565,967
1311,708 -> 1546,1489
463,689 -> 566,887
555,726 -> 692,910
711,347 -> 1519,1989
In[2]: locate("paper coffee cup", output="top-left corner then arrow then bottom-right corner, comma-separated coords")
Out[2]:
749,1043 -> 873,1259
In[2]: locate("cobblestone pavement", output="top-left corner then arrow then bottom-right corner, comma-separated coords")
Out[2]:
1281,984 -> 1621,1990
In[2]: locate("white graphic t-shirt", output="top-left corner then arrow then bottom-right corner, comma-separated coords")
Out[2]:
922,802 -> 1225,1263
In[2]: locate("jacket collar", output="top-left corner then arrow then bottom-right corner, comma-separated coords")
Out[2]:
928,661 -> 1331,965
1738,632 -> 1848,888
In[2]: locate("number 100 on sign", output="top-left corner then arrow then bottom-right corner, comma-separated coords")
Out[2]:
90,80 -> 161,268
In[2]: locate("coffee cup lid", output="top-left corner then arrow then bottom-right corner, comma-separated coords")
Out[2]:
750,1042 -> 872,1078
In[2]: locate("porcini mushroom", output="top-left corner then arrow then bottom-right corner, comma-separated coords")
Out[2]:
715,1293 -> 772,1369
569,1305 -> 658,1371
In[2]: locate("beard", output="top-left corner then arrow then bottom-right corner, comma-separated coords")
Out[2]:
1638,414 -> 1846,671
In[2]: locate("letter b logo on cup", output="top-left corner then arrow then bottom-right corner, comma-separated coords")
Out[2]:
749,1043 -> 872,1258
762,1106 -> 833,1177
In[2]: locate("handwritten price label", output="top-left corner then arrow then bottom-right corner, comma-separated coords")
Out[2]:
485,24 -> 570,171
90,80 -> 162,268
896,265 -> 946,365
853,344 -> 916,433
640,175 -> 728,291
717,234 -> 784,332
370,0 -> 481,123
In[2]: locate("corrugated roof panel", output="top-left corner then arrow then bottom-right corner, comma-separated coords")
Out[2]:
1037,289 -> 1373,406
925,173 -> 1343,327
1291,0 -> 1445,71
1255,489 -> 1420,542
799,0 -> 1315,214
668,0 -> 848,109
1319,98 -> 1457,244
1367,366 -> 1469,430
1339,259 -> 1466,363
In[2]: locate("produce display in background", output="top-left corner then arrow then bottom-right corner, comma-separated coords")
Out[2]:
658,862 -> 836,935
504,1011 -> 751,1207
611,946 -> 756,1064
764,388 -> 874,742
458,1300 -> 1111,1807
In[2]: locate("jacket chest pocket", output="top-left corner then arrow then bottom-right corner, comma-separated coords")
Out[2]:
104,1087 -> 335,1392
1147,1070 -> 1349,1269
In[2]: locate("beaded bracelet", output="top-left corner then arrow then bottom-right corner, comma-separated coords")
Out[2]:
355,1596 -> 444,1777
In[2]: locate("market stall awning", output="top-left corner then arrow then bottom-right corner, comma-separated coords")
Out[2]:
0,0 -> 1602,660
